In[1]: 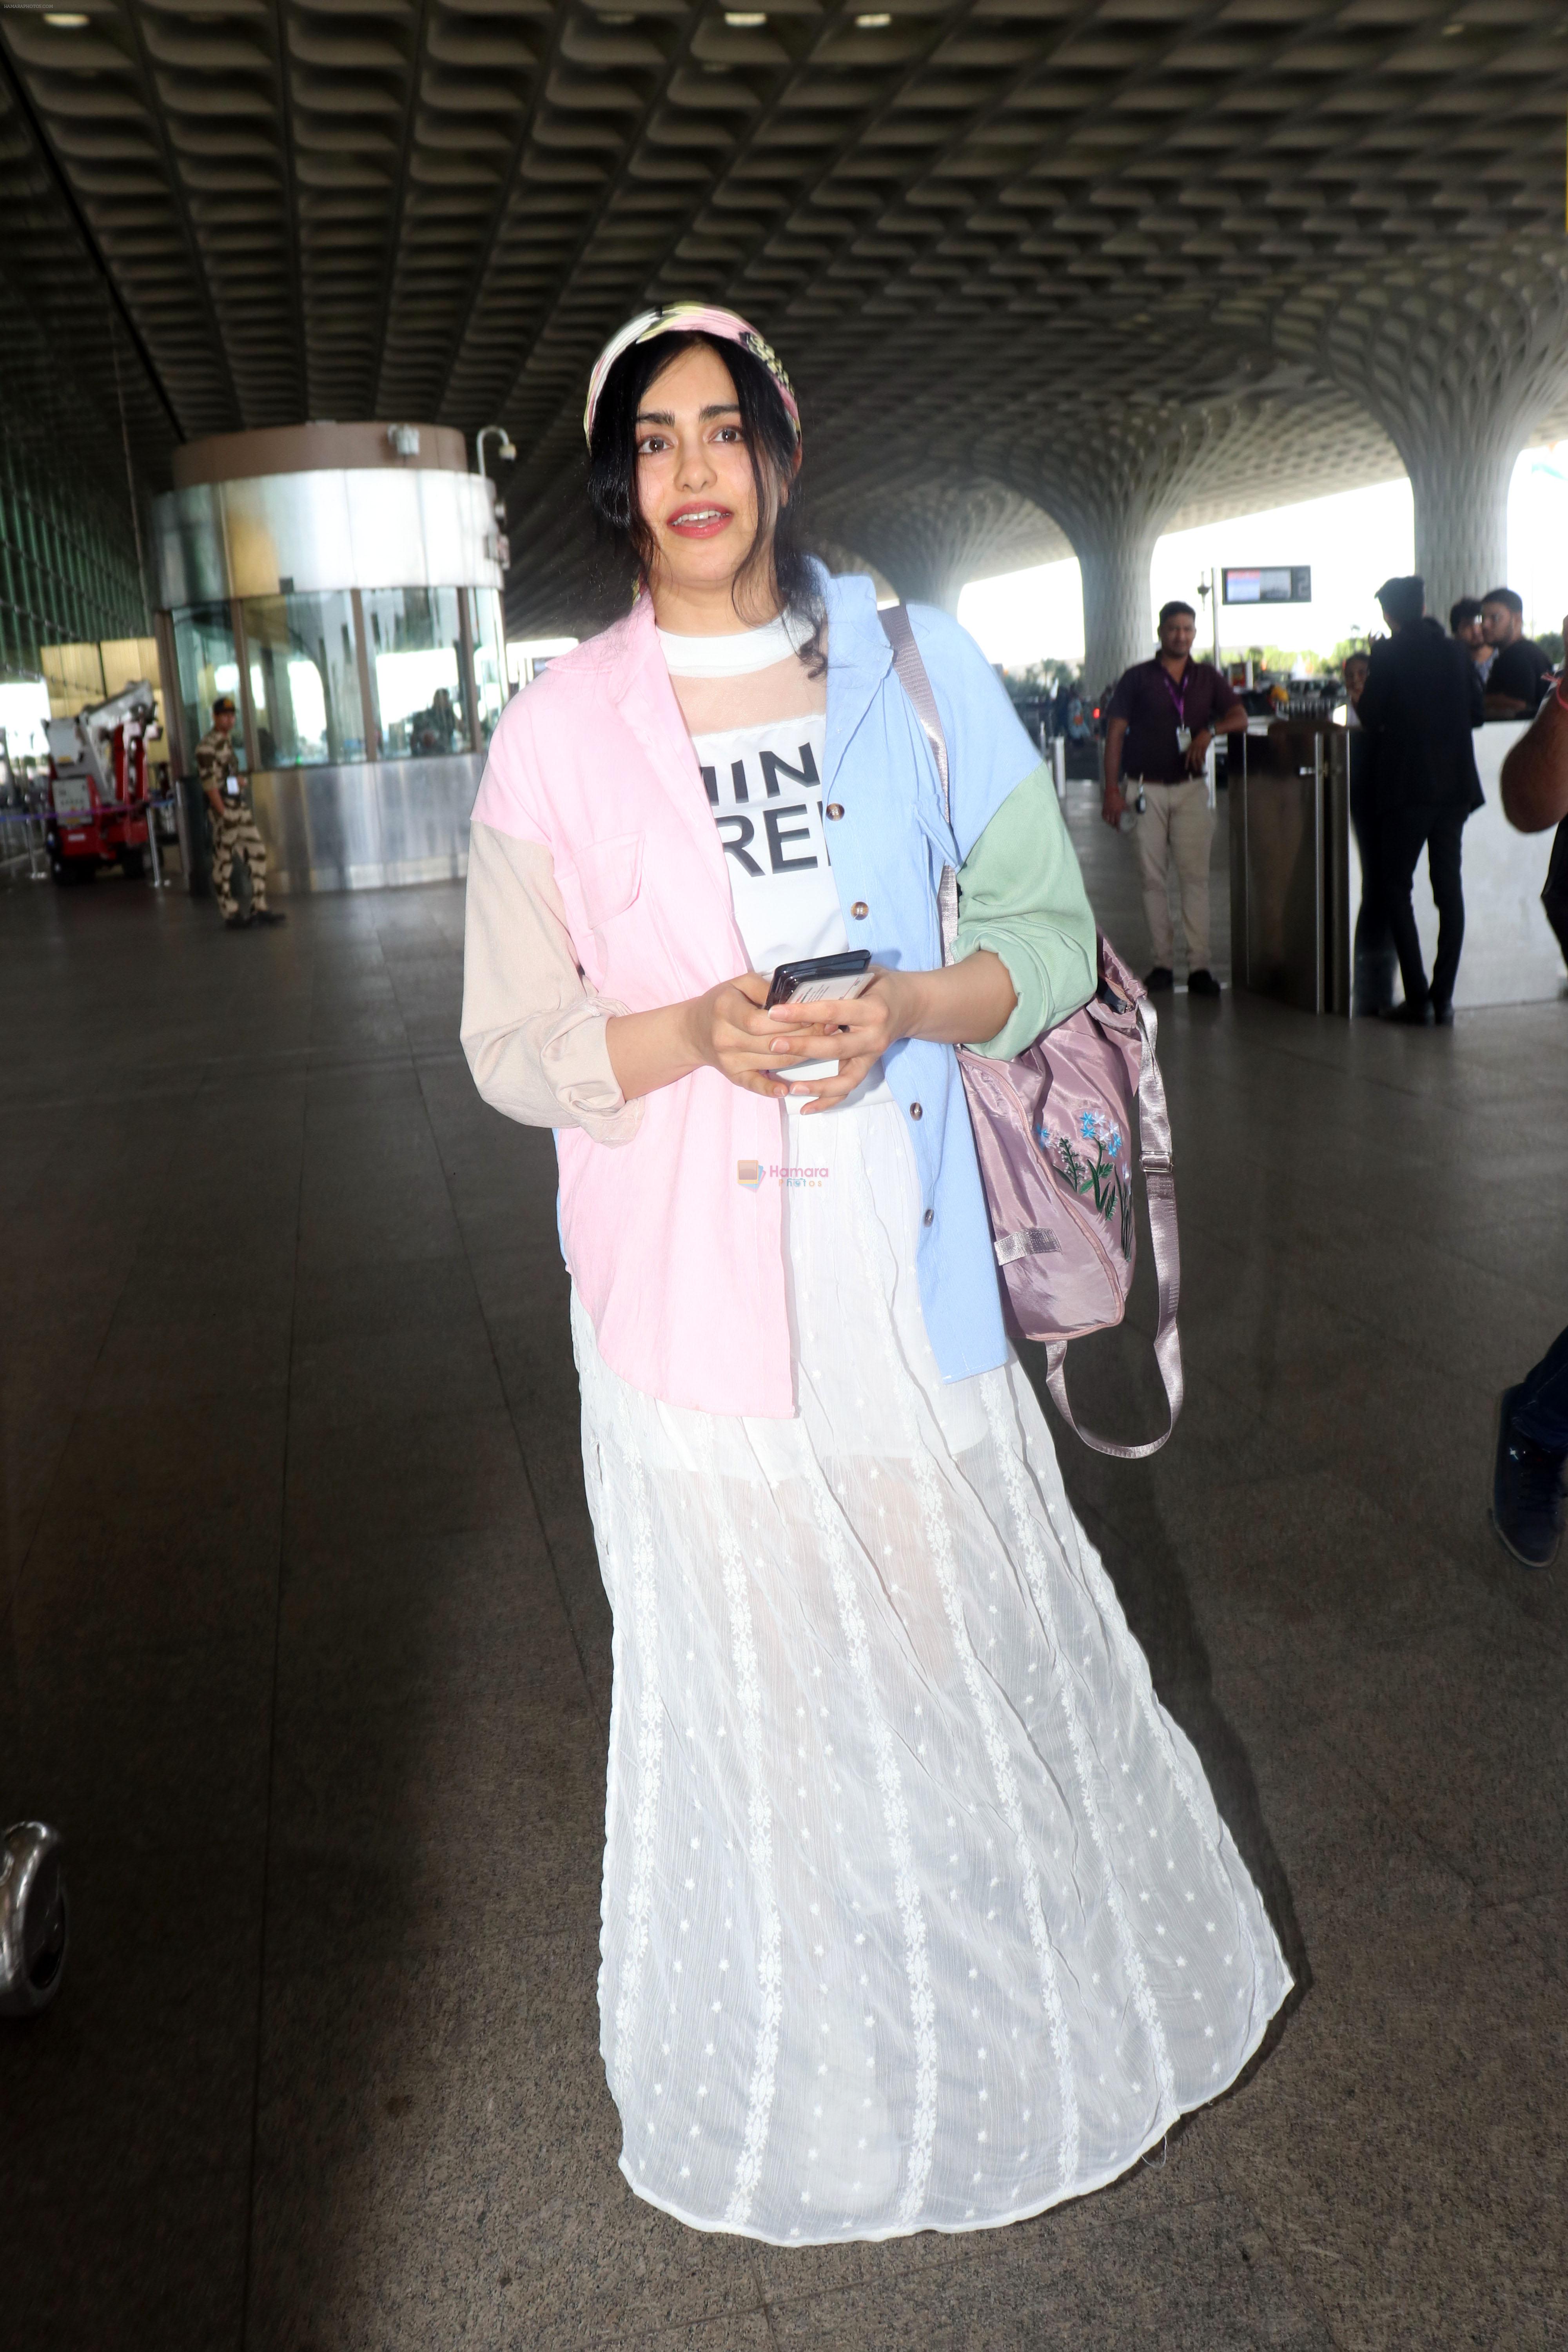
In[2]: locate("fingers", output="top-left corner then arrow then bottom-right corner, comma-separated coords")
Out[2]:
767,996 -> 862,1029
794,1057 -> 873,1111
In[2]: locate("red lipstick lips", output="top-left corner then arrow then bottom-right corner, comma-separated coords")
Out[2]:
666,504 -> 734,539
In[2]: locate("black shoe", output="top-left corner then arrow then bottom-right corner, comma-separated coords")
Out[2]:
1187,967 -> 1221,998
252,907 -> 287,926
1381,998 -> 1434,1026
1431,999 -> 1454,1026
223,911 -> 251,929
1491,1385 -> 1566,1569
1144,965 -> 1174,992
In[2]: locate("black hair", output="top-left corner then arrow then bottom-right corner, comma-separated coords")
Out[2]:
587,329 -> 823,666
1376,575 -> 1425,630
1450,597 -> 1483,630
1157,600 -> 1196,627
1342,649 -> 1370,671
1481,586 -> 1524,617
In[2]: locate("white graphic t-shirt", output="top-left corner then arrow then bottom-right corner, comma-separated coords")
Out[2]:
660,612 -> 875,1090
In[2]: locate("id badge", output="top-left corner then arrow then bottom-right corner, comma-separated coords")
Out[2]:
224,775 -> 241,800
1175,725 -> 1192,753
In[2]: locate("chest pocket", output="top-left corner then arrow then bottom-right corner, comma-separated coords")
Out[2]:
570,831 -> 644,929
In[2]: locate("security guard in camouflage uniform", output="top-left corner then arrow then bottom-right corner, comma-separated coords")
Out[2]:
198,694 -> 284,927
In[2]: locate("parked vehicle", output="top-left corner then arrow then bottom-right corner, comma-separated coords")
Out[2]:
44,680 -> 161,885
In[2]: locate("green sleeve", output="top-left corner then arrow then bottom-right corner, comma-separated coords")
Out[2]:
953,761 -> 1098,1056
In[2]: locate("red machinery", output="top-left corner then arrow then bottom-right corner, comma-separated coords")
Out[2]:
44,679 -> 162,885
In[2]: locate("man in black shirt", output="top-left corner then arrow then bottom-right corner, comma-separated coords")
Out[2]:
1103,601 -> 1246,996
1357,574 -> 1484,1024
1450,596 -> 1493,686
1480,588 -> 1553,719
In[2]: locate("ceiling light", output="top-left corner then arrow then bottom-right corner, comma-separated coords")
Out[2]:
1440,17 -> 1465,28
42,12 -> 91,24
855,11 -> 893,23
724,10 -> 767,22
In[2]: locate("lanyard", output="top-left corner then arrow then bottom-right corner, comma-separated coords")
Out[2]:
1159,662 -> 1190,726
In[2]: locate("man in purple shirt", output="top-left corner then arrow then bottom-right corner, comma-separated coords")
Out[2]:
1103,601 -> 1246,996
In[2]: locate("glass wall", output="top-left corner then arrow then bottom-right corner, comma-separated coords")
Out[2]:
361,587 -> 470,758
469,588 -> 507,751
167,586 -> 498,771
243,591 -> 363,767
172,603 -> 246,771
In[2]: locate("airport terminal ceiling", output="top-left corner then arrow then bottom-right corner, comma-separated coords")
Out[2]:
2,0 -> 1566,642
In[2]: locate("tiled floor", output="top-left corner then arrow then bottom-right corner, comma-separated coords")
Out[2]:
2,796 -> 1564,2350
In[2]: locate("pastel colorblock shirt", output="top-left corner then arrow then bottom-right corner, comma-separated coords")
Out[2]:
461,568 -> 1096,1418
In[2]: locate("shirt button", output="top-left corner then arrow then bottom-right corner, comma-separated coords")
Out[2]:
851,900 -> 868,920
923,1207 -> 934,1226
909,1102 -> 923,1120
826,804 -> 844,820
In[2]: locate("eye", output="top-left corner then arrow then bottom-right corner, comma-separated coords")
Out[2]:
712,424 -> 745,443
636,432 -> 672,456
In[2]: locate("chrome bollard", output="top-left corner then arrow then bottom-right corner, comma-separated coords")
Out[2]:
0,1822 -> 67,2016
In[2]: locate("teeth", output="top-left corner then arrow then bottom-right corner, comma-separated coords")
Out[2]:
677,510 -> 724,522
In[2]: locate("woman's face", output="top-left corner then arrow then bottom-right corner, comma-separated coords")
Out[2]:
634,341 -> 782,617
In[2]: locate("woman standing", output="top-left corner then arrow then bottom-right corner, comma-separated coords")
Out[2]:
462,305 -> 1290,2245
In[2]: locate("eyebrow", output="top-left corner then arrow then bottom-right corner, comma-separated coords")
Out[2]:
635,401 -> 742,425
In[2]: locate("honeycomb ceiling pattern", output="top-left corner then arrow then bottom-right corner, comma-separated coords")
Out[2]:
3,0 -> 1566,652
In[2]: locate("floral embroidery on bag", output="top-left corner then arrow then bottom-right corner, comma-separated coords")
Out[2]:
1036,1109 -> 1134,1259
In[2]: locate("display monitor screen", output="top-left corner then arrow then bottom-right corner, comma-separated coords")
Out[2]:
1222,566 -> 1311,605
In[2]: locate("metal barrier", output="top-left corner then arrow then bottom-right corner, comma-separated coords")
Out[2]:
0,793 -> 180,889
0,802 -> 51,883
1227,723 -> 1352,1015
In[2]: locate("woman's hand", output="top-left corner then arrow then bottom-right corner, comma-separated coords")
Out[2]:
766,970 -> 917,1108
685,972 -> 839,1097
606,973 -> 839,1103
768,949 -> 1016,1112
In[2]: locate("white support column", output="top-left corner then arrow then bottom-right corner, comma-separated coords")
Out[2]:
814,481 -> 1055,620
1074,516 -> 1161,701
1276,261 -> 1568,628
1405,432 -> 1521,628
1006,394 -> 1290,699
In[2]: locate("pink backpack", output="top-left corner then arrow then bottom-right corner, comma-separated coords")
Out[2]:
881,608 -> 1184,1459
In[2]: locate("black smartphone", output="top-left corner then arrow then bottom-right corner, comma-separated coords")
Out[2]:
765,949 -> 873,1009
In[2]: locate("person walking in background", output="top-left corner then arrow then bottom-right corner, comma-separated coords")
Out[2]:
1450,597 -> 1493,685
1480,588 -> 1553,719
1499,612 -> 1568,979
1341,651 -> 1397,1015
1355,575 -> 1482,1025
198,694 -> 285,930
1491,679 -> 1568,1565
1102,599 -> 1246,998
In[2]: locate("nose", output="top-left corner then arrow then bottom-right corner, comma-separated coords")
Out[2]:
677,434 -> 716,493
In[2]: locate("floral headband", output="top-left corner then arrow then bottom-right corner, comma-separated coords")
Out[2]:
583,303 -> 800,449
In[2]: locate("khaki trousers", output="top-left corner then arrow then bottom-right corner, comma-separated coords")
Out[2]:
1134,776 -> 1213,969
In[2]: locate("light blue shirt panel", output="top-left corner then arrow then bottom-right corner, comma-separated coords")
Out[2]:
819,570 -> 1047,1383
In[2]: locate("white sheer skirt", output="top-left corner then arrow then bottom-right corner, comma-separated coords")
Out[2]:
573,1095 -> 1291,2247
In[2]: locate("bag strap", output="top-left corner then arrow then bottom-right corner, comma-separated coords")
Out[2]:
878,604 -> 1184,1459
1043,996 -> 1185,1460
878,605 -> 958,963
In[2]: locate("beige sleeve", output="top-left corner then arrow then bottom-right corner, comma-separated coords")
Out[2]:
461,820 -> 643,1146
